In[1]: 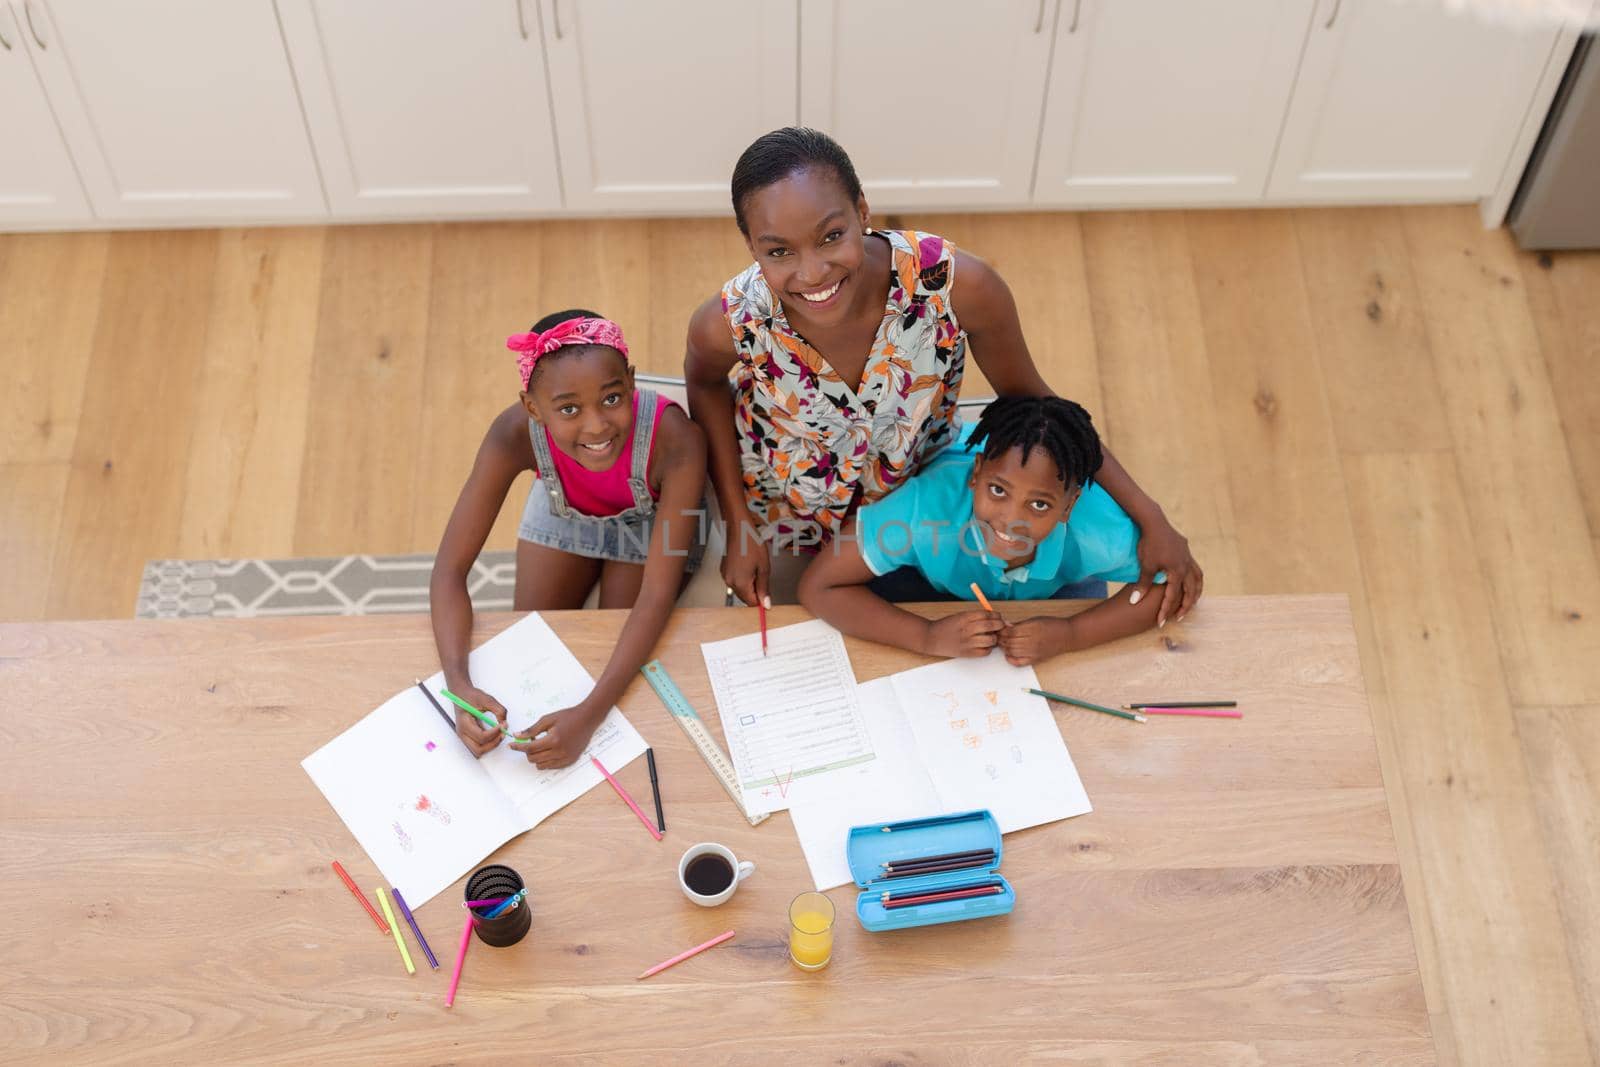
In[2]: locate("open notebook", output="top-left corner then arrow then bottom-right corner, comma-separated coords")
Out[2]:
302,613 -> 646,906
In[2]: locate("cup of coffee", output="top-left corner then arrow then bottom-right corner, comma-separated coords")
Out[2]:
678,842 -> 755,907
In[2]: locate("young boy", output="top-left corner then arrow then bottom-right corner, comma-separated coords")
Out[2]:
798,396 -> 1166,666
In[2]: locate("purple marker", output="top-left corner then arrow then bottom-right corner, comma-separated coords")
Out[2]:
389,888 -> 439,969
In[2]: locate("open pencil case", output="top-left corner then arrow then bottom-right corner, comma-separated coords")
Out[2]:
848,809 -> 1016,932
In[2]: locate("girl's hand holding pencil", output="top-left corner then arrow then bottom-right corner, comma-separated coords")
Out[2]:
510,702 -> 603,770
441,682 -> 510,758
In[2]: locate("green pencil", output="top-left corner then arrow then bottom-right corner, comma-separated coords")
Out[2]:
1023,687 -> 1146,723
439,688 -> 512,736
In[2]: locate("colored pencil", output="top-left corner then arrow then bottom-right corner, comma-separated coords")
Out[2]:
591,756 -> 663,841
331,859 -> 389,933
883,859 -> 994,879
390,888 -> 438,970
462,897 -> 510,908
439,688 -> 510,737
969,582 -> 1002,616
1124,700 -> 1237,710
1140,706 -> 1243,719
414,679 -> 456,732
637,929 -> 736,980
481,890 -> 525,920
883,885 -> 1004,909
1024,686 -> 1145,723
883,878 -> 999,900
445,916 -> 472,1008
646,748 -> 665,833
376,887 -> 415,975
884,848 -> 995,869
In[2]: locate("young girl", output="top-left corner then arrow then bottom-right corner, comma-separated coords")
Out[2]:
798,396 -> 1163,666
430,310 -> 706,768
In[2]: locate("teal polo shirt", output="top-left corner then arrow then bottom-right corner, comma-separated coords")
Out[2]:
854,435 -> 1159,601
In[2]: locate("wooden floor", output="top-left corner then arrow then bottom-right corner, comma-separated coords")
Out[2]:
2,206 -> 1597,1064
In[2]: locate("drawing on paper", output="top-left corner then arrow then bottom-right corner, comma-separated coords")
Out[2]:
987,711 -> 1012,734
425,741 -> 437,751
392,821 -> 414,853
963,734 -> 982,749
984,691 -> 998,706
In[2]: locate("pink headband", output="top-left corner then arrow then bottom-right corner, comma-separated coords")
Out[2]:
507,316 -> 630,389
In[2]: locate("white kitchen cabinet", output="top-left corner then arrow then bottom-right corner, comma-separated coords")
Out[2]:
0,2 -> 90,224
1269,0 -> 1563,201
22,0 -> 325,221
543,0 -> 796,214
799,0 -> 1056,208
1033,0 -> 1315,206
277,0 -> 561,217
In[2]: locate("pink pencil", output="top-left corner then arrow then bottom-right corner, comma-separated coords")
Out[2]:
1141,706 -> 1243,719
637,929 -> 736,980
592,756 -> 663,841
445,915 -> 472,1008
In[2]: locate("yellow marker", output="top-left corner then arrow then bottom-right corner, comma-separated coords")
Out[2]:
377,887 -> 415,975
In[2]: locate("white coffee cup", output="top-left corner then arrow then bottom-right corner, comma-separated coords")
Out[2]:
678,842 -> 756,907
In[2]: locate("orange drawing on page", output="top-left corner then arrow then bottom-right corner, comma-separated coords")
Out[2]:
984,690 -> 999,706
949,718 -> 968,730
963,734 -> 982,750
986,711 -> 1012,734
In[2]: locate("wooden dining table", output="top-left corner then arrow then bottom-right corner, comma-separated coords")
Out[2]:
0,594 -> 1434,1064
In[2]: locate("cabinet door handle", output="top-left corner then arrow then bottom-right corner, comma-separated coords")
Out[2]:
515,0 -> 529,39
24,0 -> 45,48
552,0 -> 563,40
1324,0 -> 1342,29
1068,0 -> 1082,34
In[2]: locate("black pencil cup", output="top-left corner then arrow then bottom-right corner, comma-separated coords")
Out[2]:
465,864 -> 531,948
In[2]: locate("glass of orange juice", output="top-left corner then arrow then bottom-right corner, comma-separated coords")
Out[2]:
788,891 -> 835,971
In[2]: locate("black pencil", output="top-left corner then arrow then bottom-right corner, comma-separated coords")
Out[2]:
645,748 -> 665,834
883,858 -> 995,879
883,848 -> 995,870
414,679 -> 456,731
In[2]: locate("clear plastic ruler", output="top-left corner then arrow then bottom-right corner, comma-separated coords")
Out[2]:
641,659 -> 768,827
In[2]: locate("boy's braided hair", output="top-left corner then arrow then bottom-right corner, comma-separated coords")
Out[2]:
966,396 -> 1103,490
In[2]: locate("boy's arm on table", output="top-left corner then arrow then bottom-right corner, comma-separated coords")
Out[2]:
684,296 -> 768,606
429,404 -> 531,755
999,582 -> 1163,667
797,521 -> 1002,659
512,410 -> 707,769
953,248 -> 1203,626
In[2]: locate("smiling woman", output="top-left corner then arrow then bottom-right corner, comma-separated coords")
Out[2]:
685,127 -> 1203,619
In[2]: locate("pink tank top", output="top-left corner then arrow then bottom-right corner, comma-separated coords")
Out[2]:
539,393 -> 675,517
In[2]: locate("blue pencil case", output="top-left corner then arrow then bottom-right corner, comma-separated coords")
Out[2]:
848,809 -> 1016,931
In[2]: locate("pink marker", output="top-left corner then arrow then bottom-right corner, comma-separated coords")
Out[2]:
592,756 -> 663,842
1140,706 -> 1243,719
445,916 -> 472,1008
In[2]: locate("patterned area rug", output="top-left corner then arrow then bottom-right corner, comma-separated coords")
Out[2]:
136,553 -> 516,619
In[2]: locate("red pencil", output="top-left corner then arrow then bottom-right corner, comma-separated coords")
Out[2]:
331,859 -> 389,933
882,885 -> 1003,910
758,599 -> 768,656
